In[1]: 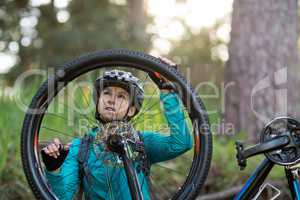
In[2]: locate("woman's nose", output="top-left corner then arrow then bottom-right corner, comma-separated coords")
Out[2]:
107,95 -> 115,104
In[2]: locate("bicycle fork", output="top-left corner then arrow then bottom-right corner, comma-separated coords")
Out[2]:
234,158 -> 274,200
285,166 -> 300,200
107,134 -> 144,200
234,159 -> 300,200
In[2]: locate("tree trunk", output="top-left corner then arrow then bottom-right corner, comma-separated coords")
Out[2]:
225,0 -> 300,142
127,0 -> 149,49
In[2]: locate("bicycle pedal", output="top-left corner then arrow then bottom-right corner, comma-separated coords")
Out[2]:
235,141 -> 247,170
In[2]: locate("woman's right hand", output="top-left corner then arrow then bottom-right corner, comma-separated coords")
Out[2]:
41,138 -> 70,171
148,57 -> 179,92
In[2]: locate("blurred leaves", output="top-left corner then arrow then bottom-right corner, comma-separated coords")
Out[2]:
0,130 -> 8,174
168,20 -> 228,87
1,0 -> 152,84
4,0 -> 294,198
0,96 -> 34,199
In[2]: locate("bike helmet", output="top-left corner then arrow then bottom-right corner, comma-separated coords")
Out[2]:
93,69 -> 144,121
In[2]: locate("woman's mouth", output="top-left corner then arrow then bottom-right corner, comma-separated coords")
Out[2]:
105,107 -> 116,112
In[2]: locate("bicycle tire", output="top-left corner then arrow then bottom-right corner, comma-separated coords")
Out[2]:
21,49 -> 212,200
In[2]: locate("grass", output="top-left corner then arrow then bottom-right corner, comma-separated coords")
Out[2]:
0,96 -> 35,199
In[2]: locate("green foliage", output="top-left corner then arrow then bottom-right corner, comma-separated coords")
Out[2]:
0,0 -> 293,195
168,20 -> 227,87
1,0 -> 152,84
0,130 -> 8,174
201,97 -> 286,191
0,97 -> 34,199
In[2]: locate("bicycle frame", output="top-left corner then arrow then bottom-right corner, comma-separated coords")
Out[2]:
234,158 -> 300,200
285,167 -> 300,199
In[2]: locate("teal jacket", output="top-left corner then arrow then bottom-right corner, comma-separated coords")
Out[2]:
45,92 -> 192,200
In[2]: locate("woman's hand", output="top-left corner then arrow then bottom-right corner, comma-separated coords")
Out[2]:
42,138 -> 69,158
41,138 -> 70,171
148,58 -> 178,92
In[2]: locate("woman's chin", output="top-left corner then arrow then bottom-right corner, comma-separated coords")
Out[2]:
99,112 -> 126,122
101,115 -> 120,122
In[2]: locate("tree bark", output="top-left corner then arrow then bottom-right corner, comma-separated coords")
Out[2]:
225,0 -> 300,142
127,0 -> 149,49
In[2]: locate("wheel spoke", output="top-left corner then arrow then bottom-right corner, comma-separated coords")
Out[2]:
56,100 -> 98,125
41,126 -> 76,138
152,163 -> 188,175
23,56 -> 211,200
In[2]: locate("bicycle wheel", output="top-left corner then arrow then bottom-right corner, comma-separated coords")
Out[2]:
21,49 -> 212,200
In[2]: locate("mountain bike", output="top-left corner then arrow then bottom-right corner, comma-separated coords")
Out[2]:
234,117 -> 300,200
20,49 -> 213,200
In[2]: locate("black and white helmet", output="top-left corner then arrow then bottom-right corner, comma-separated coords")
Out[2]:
93,70 -> 144,120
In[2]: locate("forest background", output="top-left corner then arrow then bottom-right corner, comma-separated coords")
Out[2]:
0,0 -> 299,199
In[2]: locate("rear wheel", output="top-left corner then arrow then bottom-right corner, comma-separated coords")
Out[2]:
21,49 -> 212,200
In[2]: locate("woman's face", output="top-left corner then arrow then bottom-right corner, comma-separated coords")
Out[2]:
97,86 -> 136,122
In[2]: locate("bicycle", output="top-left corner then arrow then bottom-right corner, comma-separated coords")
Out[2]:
234,116 -> 300,199
21,49 -> 213,200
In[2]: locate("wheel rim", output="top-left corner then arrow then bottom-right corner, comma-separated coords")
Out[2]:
21,50 -> 212,200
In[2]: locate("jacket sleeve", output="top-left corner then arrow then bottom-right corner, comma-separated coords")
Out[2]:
141,92 -> 192,164
44,138 -> 81,200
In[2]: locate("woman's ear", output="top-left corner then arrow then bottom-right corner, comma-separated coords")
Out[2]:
127,106 -> 136,117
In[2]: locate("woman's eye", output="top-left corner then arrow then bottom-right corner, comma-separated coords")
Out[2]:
118,95 -> 126,99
